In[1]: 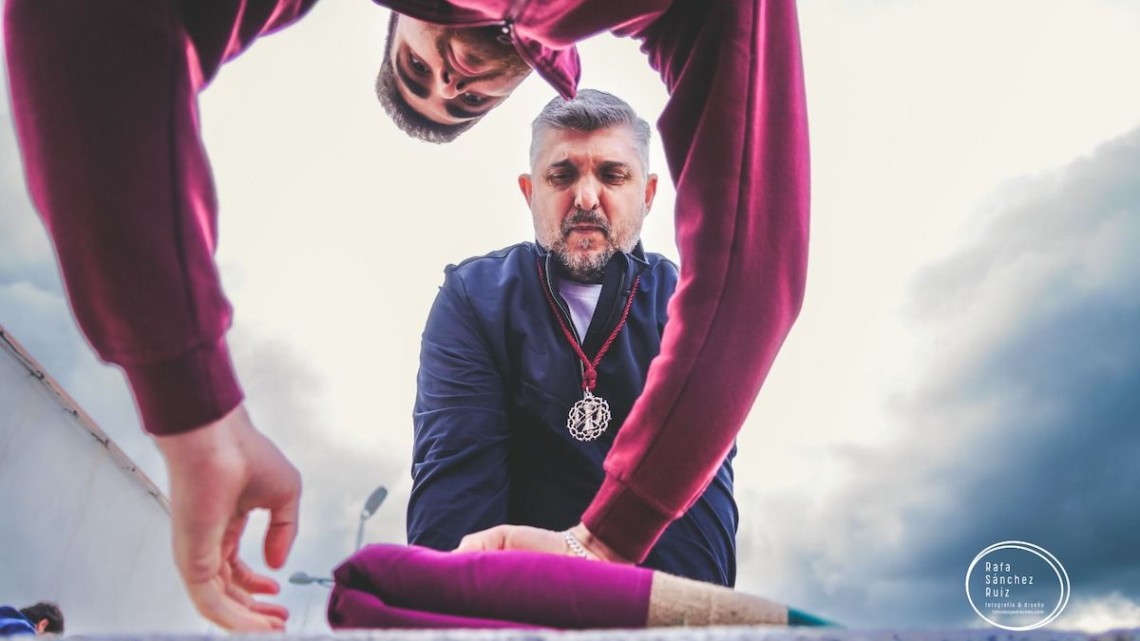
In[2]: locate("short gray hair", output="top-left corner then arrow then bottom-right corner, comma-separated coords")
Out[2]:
529,89 -> 651,173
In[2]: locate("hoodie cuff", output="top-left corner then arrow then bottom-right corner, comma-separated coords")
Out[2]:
122,337 -> 243,436
582,474 -> 674,564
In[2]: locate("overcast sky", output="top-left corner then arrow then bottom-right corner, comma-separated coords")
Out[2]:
2,0 -> 1139,633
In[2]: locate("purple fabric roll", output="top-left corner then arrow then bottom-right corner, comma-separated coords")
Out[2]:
328,544 -> 653,630
330,587 -> 539,629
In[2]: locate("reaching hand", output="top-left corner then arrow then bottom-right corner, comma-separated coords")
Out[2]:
154,405 -> 301,631
454,523 -> 632,564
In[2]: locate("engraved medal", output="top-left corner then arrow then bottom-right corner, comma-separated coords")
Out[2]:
567,388 -> 612,441
537,259 -> 640,443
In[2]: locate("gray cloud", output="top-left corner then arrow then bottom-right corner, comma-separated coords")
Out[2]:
741,125 -> 1140,628
0,75 -> 55,289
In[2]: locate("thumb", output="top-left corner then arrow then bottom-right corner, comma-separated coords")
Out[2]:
454,525 -> 510,553
264,494 -> 300,569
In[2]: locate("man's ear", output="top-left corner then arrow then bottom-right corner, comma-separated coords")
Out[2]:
36,619 -> 48,634
518,174 -> 534,207
643,173 -> 659,214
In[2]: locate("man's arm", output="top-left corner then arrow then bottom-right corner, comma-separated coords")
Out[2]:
408,268 -> 512,550
4,0 -> 314,629
4,0 -> 315,434
583,0 -> 810,562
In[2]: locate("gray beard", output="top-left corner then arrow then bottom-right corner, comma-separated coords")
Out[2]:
552,242 -> 615,283
549,208 -> 618,282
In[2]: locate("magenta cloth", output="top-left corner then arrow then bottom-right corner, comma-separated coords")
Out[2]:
327,544 -> 653,630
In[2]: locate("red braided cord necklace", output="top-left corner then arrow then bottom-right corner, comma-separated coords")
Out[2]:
537,258 -> 641,441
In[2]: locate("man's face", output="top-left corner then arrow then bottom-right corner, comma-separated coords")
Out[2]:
519,126 -> 658,283
389,16 -> 531,125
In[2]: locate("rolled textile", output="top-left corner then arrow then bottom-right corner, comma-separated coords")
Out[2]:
328,544 -> 834,630
329,543 -> 650,629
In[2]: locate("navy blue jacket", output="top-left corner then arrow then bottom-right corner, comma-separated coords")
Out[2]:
0,607 -> 36,636
408,242 -> 738,585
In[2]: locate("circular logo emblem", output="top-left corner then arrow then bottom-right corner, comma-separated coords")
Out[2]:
965,541 -> 1070,630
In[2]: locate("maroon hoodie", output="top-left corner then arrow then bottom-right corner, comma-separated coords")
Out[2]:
4,0 -> 809,563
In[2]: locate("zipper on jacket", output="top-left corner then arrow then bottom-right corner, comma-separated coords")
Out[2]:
497,0 -> 528,49
496,20 -> 513,45
541,254 -> 590,391
542,256 -> 581,348
597,268 -> 631,348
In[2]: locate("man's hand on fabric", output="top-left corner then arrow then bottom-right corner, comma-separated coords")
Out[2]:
155,405 -> 301,631
454,523 -> 632,564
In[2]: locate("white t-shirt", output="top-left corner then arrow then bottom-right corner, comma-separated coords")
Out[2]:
557,278 -> 603,342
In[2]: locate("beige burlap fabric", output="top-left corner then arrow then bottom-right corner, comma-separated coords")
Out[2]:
647,572 -> 789,627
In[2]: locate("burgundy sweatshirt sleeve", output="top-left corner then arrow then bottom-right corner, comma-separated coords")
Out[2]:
3,0 -> 315,434
581,0 -> 811,561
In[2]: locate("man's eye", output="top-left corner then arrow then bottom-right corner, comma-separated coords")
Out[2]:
548,173 -> 572,184
605,173 -> 629,183
460,93 -> 487,106
408,54 -> 429,75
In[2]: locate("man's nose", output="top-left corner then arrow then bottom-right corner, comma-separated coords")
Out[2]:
573,176 -> 601,211
438,68 -> 468,100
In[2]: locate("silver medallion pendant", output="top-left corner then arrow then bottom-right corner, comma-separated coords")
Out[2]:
567,389 -> 612,441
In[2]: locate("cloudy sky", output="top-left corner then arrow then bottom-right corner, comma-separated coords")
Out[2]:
2,0 -> 1139,633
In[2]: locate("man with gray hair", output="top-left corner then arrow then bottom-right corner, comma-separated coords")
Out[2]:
407,90 -> 737,585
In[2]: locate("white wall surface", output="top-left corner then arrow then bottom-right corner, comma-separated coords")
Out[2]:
0,328 -> 207,634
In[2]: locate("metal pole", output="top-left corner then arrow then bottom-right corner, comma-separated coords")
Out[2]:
355,485 -> 388,551
289,571 -> 333,587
